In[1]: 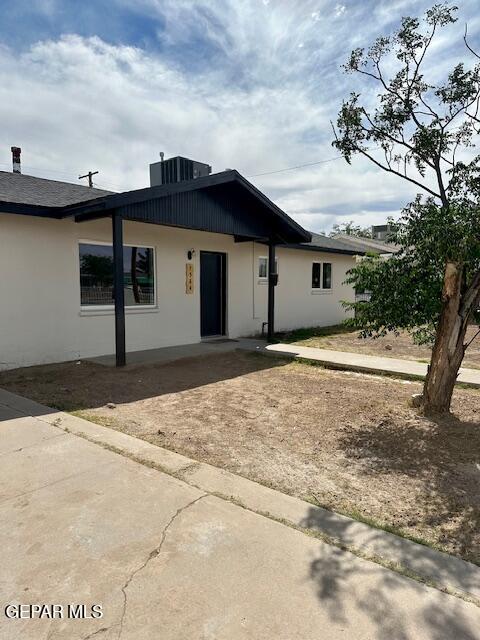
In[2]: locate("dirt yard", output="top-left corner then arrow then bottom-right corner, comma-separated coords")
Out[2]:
284,325 -> 480,369
1,351 -> 479,564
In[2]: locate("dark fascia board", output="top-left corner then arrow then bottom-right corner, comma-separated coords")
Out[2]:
0,200 -> 64,217
282,243 -> 365,257
234,235 -> 270,243
63,170 -> 311,243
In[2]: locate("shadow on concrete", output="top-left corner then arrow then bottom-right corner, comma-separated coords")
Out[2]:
0,349 -> 290,418
301,506 -> 480,640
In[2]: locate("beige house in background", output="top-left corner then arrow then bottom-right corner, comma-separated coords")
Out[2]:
332,228 -> 400,257
0,153 -> 362,370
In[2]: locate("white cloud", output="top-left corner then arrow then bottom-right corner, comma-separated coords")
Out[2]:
0,29 -> 341,206
1,0 -> 478,232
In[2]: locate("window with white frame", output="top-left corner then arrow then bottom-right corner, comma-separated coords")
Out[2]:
312,262 -> 332,290
258,256 -> 278,280
79,243 -> 155,307
258,256 -> 268,279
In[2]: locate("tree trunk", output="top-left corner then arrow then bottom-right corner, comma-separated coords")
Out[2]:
422,262 -> 468,415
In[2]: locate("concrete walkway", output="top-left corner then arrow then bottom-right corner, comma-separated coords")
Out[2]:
1,391 -> 480,639
255,343 -> 480,387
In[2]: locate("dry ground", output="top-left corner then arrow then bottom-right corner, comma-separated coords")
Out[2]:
1,351 -> 479,563
283,324 -> 480,369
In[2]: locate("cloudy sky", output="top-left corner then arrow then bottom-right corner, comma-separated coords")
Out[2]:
1,0 -> 478,232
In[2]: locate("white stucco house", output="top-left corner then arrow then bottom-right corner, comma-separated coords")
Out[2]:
0,153 -> 362,370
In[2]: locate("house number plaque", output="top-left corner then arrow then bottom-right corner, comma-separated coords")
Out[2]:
186,263 -> 194,294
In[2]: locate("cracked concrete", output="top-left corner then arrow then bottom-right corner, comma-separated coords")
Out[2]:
117,494 -> 207,639
2,399 -> 480,639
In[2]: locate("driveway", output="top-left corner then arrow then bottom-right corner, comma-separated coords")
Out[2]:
1,400 -> 479,639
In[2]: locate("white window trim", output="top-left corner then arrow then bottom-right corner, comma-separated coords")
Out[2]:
78,240 -> 157,311
258,256 -> 268,281
79,306 -> 159,317
258,256 -> 278,284
311,261 -> 333,294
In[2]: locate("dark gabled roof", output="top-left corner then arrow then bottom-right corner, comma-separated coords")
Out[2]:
0,171 -> 111,208
283,232 -> 365,256
0,169 -> 310,244
68,170 -> 310,240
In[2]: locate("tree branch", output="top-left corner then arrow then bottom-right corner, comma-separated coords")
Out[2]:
464,24 -> 480,61
465,326 -> 480,349
357,147 -> 442,199
460,269 -> 480,318
361,109 -> 436,169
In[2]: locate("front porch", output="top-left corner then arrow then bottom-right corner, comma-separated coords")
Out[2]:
66,170 -> 310,366
88,337 -> 266,367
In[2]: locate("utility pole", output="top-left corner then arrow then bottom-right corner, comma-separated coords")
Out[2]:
78,170 -> 99,188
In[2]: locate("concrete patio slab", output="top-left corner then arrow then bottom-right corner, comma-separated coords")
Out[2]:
89,338 -> 266,367
1,401 -> 480,639
250,342 -> 480,387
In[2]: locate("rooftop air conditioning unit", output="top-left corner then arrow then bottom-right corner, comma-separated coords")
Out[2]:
150,156 -> 212,186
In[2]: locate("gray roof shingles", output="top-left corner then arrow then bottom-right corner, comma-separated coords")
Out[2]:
0,171 -> 112,208
304,232 -> 365,254
284,232 -> 364,255
331,233 -> 400,254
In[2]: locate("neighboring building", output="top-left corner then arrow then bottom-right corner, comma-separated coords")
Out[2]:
331,231 -> 401,256
332,225 -> 400,303
0,152 -> 362,370
371,224 -> 394,241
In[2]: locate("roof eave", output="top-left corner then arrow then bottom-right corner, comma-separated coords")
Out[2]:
0,200 -> 64,218
282,243 -> 364,256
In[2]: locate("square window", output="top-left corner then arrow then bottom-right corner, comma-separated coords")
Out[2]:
79,243 -> 155,306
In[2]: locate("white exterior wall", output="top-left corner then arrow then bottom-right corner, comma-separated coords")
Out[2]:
0,213 -> 356,369
253,244 -> 355,332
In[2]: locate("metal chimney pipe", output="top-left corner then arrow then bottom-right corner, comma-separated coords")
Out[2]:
11,147 -> 21,174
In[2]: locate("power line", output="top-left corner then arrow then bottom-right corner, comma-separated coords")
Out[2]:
1,152 -> 350,189
0,161 -> 123,191
93,182 -> 121,192
0,162 -> 79,180
246,154 -> 344,178
246,146 -> 384,178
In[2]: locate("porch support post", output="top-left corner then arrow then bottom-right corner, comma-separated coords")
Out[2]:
267,240 -> 276,342
112,211 -> 126,367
